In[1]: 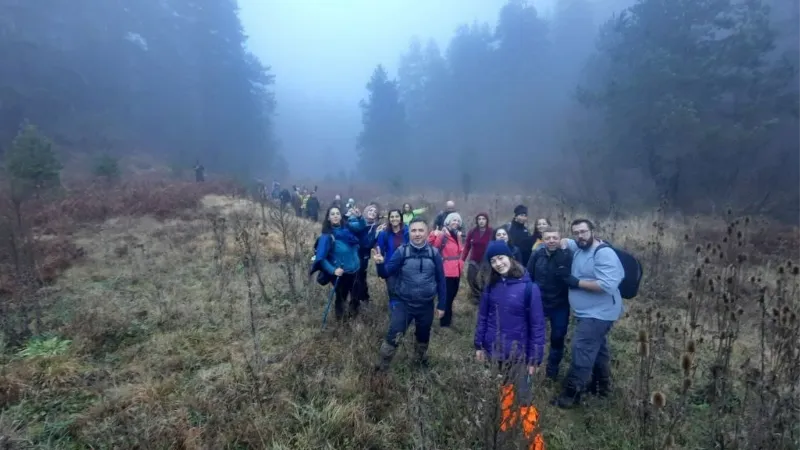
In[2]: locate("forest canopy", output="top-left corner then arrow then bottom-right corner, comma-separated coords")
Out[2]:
0,0 -> 278,178
357,0 -> 799,219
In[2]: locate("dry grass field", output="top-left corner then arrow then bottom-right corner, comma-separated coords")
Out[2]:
0,182 -> 797,449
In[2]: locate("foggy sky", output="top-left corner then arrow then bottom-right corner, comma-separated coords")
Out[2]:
240,0 -> 556,177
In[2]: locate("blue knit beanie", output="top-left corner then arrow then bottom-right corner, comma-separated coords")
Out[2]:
485,240 -> 513,261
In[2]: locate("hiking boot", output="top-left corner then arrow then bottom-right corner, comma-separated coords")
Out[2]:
374,341 -> 397,372
414,342 -> 429,368
551,382 -> 581,409
587,366 -> 611,397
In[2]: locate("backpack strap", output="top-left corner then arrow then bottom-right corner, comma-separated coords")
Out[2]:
593,242 -> 611,255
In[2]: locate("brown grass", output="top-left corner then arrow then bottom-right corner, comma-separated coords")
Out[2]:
0,185 -> 797,449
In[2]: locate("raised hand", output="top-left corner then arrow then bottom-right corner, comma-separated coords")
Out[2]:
371,247 -> 385,264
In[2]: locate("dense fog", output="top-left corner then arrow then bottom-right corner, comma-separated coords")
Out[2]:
1,0 -> 797,219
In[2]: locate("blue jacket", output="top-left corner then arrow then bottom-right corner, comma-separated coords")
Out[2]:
474,271 -> 546,366
313,216 -> 366,275
376,225 -> 410,263
376,243 -> 447,310
358,222 -> 380,258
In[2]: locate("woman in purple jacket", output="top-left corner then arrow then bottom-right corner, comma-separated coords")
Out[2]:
474,240 -> 546,449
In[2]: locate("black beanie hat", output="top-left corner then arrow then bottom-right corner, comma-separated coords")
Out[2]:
514,205 -> 528,216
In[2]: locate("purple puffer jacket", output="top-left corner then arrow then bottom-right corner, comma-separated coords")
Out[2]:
474,271 -> 546,366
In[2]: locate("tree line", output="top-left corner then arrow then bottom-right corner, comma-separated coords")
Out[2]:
0,0 -> 277,178
357,0 -> 799,220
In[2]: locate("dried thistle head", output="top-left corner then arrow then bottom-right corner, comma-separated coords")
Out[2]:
637,329 -> 648,343
682,377 -> 692,393
681,353 -> 692,376
664,434 -> 675,448
638,341 -> 650,357
651,391 -> 666,408
686,340 -> 696,353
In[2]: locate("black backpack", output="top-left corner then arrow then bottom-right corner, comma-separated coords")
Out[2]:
594,243 -> 643,299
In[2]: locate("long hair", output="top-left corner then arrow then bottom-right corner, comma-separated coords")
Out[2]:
486,259 -> 525,288
321,206 -> 343,234
493,226 -> 515,248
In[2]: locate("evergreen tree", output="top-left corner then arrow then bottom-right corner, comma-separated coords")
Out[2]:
357,65 -> 409,181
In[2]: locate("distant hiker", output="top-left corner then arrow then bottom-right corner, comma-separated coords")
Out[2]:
527,226 -> 572,380
194,161 -> 205,182
271,181 -> 281,200
531,218 -> 551,253
462,212 -> 493,304
474,240 -> 546,450
492,227 -> 523,264
375,208 -> 410,312
312,205 -> 367,321
402,203 -> 427,225
433,200 -> 458,231
372,217 -> 447,371
428,212 -> 464,328
306,191 -> 321,222
331,194 -> 343,209
279,188 -> 291,210
552,219 -> 624,408
291,186 -> 303,217
301,188 -> 311,215
507,205 -> 535,266
355,203 -> 381,306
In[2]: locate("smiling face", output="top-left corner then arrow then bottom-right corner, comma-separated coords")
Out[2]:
365,205 -> 377,221
403,203 -> 411,213
543,230 -> 561,252
389,211 -> 402,228
490,255 -> 512,275
328,207 -> 342,226
409,220 -> 427,246
447,217 -> 461,230
495,228 -> 509,242
536,218 -> 550,233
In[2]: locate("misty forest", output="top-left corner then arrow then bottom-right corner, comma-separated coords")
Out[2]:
0,0 -> 798,449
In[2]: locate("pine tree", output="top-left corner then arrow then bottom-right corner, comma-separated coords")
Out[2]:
357,65 -> 409,181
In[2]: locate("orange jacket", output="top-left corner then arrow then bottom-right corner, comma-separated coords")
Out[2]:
428,230 -> 464,278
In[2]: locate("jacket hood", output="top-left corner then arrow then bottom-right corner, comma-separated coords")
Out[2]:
474,212 -> 490,225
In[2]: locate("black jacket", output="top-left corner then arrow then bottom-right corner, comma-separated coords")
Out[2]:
507,221 -> 534,266
526,246 -> 572,310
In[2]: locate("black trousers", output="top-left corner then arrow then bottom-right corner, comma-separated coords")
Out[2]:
334,273 -> 359,319
440,276 -> 461,327
385,301 -> 434,346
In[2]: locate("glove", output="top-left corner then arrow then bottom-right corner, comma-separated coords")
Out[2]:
567,276 -> 581,289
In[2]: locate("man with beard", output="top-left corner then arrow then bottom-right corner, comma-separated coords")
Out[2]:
552,218 -> 624,409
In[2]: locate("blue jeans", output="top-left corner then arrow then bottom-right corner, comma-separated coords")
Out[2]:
565,317 -> 614,392
544,306 -> 570,378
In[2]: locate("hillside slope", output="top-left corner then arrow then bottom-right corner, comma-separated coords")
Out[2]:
0,193 -> 797,450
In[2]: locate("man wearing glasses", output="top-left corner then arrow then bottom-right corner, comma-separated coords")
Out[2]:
553,219 -> 624,408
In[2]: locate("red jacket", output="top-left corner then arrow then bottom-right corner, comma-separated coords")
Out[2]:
428,229 -> 464,278
463,213 -> 492,263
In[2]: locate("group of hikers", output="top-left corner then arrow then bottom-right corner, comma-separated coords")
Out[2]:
305,195 -> 641,449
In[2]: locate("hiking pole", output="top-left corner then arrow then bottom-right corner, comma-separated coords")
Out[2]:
321,276 -> 340,329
